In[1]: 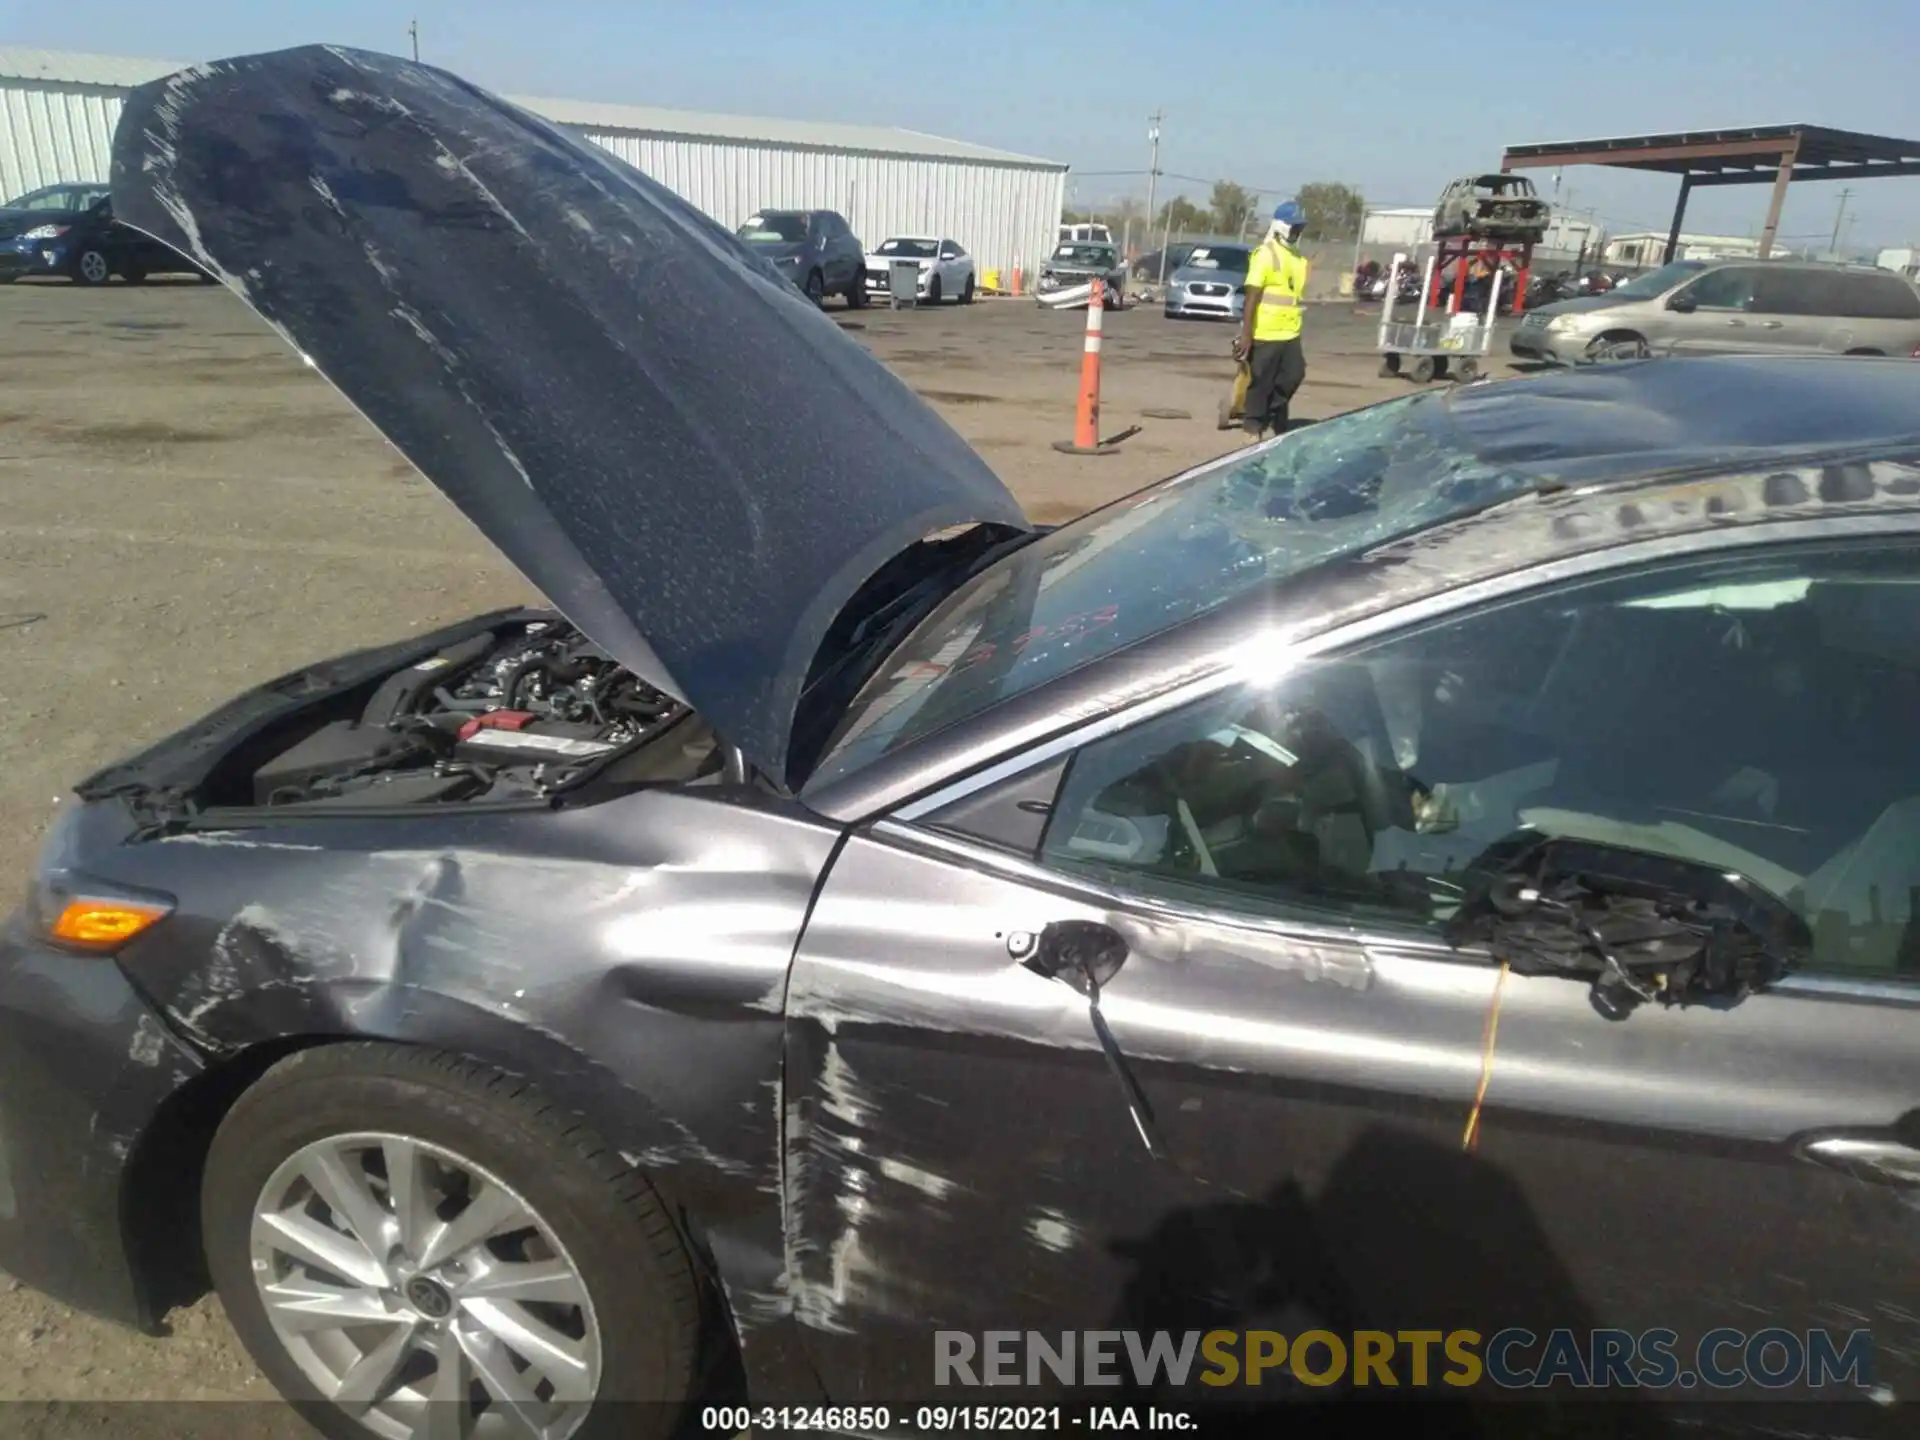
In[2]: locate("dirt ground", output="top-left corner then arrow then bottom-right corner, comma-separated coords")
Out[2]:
0,275 -> 1524,1404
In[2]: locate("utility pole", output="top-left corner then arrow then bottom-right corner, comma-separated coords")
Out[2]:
409,19 -> 420,61
1143,112 -> 1165,281
1830,188 -> 1853,254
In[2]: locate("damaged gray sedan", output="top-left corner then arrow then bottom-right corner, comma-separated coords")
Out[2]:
5,44 -> 1920,1440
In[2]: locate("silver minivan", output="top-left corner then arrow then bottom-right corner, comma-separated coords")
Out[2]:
1511,258 -> 1920,364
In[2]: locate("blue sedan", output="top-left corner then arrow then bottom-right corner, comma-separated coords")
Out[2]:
0,182 -> 210,285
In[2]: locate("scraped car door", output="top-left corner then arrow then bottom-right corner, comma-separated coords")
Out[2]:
783,535 -> 1920,1410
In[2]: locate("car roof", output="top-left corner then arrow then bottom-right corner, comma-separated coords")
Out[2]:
1692,256 -> 1910,275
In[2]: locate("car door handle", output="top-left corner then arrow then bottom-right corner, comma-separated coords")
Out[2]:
1799,1135 -> 1920,1188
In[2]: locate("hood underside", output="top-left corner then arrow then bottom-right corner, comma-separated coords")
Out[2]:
108,44 -> 1028,784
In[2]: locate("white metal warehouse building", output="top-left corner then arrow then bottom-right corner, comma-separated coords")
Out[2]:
0,47 -> 1068,280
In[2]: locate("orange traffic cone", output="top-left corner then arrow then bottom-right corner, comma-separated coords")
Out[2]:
1052,279 -> 1121,456
1010,265 -> 1023,298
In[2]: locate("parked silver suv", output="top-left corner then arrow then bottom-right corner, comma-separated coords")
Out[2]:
1511,258 -> 1920,365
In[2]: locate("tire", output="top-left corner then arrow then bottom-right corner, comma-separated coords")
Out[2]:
122,262 -> 149,285
845,273 -> 868,309
1844,348 -> 1884,356
1585,331 -> 1648,363
71,248 -> 112,285
1410,356 -> 1436,383
201,1043 -> 700,1440
803,269 -> 825,306
960,274 -> 975,304
1455,359 -> 1480,382
1378,355 -> 1401,378
927,273 -> 942,304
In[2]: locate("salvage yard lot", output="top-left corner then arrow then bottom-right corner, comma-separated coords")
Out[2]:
0,278 -> 1510,1402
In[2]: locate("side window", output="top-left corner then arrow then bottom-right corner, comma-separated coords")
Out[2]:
1035,542 -> 1920,982
1843,273 -> 1920,321
1755,270 -> 1832,316
1683,267 -> 1760,311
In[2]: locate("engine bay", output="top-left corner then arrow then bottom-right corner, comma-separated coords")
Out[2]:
247,617 -> 707,809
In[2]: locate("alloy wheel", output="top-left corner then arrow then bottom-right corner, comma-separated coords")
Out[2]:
250,1131 -> 601,1440
77,250 -> 110,284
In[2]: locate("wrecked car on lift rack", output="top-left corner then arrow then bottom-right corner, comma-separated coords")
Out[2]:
5,43 -> 1920,1440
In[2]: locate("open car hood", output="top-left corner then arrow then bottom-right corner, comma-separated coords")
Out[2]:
108,45 -> 1028,783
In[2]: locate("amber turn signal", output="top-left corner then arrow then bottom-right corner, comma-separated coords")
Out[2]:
48,897 -> 172,949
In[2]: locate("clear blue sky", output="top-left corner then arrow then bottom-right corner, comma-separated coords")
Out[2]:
7,0 -> 1918,249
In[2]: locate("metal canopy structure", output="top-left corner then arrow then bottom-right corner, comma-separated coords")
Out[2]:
1501,125 -> 1920,264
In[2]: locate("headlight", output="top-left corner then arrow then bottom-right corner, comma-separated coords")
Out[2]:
21,224 -> 69,241
1546,315 -> 1580,333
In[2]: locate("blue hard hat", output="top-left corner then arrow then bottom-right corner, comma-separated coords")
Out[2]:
1272,200 -> 1305,226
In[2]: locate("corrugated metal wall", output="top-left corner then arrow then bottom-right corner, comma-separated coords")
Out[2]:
581,130 -> 1063,280
0,80 -> 126,197
1,73 -> 1065,282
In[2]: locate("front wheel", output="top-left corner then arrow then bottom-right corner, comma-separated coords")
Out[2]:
927,274 -> 942,304
1585,331 -> 1649,363
201,1044 -> 701,1440
845,273 -> 868,309
803,269 -> 825,306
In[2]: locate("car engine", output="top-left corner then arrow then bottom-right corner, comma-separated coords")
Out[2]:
250,618 -> 691,808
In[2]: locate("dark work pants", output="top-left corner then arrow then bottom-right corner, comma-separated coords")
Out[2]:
1244,336 -> 1306,436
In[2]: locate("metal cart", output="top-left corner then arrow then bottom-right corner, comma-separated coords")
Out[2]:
1375,253 -> 1502,384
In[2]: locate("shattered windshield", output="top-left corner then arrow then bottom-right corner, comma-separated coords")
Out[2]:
1053,245 -> 1116,267
809,392 -> 1539,789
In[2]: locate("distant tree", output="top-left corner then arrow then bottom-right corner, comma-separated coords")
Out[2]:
1295,182 -> 1366,240
1208,181 -> 1256,237
1154,195 -> 1207,236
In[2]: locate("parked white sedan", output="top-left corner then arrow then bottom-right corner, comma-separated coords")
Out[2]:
863,235 -> 977,304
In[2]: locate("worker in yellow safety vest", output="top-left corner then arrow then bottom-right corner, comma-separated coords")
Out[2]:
1233,200 -> 1310,439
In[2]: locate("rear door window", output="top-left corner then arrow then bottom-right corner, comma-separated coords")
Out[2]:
1755,269 -> 1834,316
1839,272 -> 1920,320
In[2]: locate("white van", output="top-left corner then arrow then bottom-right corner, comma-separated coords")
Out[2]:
1058,222 -> 1113,246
